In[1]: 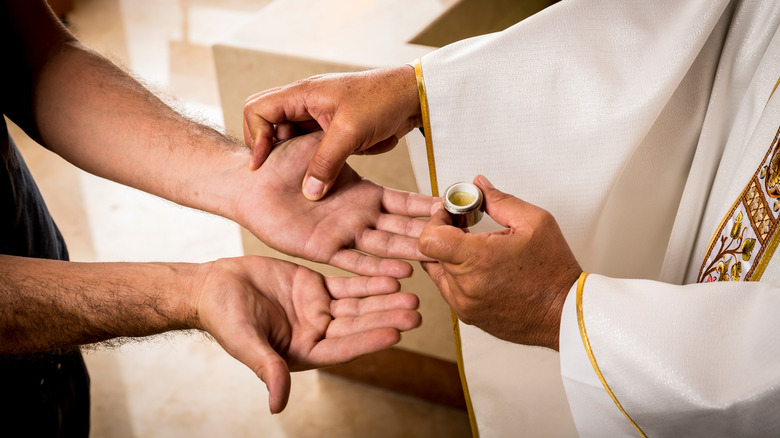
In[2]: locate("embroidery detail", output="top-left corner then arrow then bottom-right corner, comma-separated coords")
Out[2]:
698,125 -> 780,282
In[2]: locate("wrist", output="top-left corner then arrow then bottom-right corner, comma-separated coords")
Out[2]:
542,267 -> 583,351
181,145 -> 252,223
153,262 -> 203,331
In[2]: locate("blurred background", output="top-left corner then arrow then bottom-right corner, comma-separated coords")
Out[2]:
11,0 -> 554,436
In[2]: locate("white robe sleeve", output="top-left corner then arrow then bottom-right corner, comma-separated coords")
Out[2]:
412,0 -> 780,435
561,274 -> 780,436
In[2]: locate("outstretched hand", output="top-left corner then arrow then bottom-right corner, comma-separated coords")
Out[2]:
242,65 -> 421,200
194,256 -> 421,414
235,130 -> 435,278
418,175 -> 582,350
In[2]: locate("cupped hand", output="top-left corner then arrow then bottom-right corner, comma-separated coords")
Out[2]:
418,175 -> 582,350
242,65 -> 421,200
235,130 -> 435,278
193,256 -> 422,414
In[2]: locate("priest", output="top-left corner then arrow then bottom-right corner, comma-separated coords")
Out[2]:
243,0 -> 780,436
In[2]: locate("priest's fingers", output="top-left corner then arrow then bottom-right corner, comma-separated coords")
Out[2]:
375,214 -> 428,239
300,328 -> 403,370
243,104 -> 278,170
244,86 -> 283,104
418,204 -> 470,264
274,121 -> 298,142
355,228 -> 432,262
243,116 -> 273,168
362,136 -> 399,155
325,309 -> 422,339
244,87 -> 318,170
330,292 -> 420,318
328,248 -> 413,279
302,114 -> 363,200
381,187 -> 437,218
323,275 -> 401,299
421,261 -> 455,305
275,120 -> 322,142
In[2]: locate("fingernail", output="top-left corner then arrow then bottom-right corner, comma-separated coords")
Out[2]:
477,174 -> 494,189
303,176 -> 325,200
430,202 -> 443,215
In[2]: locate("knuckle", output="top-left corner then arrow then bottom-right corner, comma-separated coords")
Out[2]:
418,232 -> 435,255
335,120 -> 363,142
242,103 -> 255,119
536,208 -> 557,228
308,152 -> 337,178
491,191 -> 514,204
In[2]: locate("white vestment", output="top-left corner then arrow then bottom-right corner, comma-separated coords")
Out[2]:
406,0 -> 780,436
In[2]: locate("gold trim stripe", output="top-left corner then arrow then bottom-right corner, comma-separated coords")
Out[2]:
754,77 -> 780,279
415,59 -> 439,198
414,58 -> 478,438
576,272 -> 647,437
766,75 -> 780,106
697,124 -> 780,282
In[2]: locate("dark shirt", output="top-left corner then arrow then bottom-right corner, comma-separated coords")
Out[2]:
0,117 -> 90,437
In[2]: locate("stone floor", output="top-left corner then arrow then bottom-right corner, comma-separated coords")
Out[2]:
10,0 -> 471,436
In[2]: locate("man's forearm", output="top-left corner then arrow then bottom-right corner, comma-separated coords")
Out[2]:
32,40 -> 246,220
0,255 -> 200,354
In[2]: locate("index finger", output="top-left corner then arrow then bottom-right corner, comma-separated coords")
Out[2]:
381,187 -> 437,218
418,203 -> 470,264
324,275 -> 401,299
244,96 -> 282,169
244,87 -> 318,169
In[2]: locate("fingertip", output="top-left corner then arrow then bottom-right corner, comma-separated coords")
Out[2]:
474,174 -> 495,189
372,276 -> 401,293
265,367 -> 291,415
403,292 -> 420,310
406,310 -> 423,330
385,259 -> 413,279
249,152 -> 260,170
302,175 -> 326,200
430,201 -> 443,216
249,142 -> 272,170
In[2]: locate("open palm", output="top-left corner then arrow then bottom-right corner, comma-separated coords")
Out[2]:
236,131 -> 434,278
195,256 -> 421,413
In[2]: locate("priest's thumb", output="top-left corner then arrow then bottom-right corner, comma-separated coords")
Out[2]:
474,175 -> 531,229
302,119 -> 358,200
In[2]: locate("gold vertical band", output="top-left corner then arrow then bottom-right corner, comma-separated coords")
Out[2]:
576,272 -> 647,437
766,75 -> 780,106
414,58 -> 478,438
754,76 -> 780,279
414,59 -> 439,199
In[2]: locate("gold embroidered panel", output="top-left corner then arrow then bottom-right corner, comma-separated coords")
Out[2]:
698,125 -> 780,282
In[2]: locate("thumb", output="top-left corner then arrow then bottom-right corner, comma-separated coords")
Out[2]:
262,356 -> 292,415
229,333 -> 292,414
302,117 -> 364,200
474,175 -> 527,229
421,261 -> 455,306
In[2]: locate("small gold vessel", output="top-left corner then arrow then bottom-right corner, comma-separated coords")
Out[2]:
442,182 -> 484,228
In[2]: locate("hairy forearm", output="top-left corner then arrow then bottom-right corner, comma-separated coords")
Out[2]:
33,40 -> 247,220
0,255 -> 200,354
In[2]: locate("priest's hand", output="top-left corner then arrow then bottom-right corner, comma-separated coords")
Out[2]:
242,65 -> 421,200
234,130 -> 435,278
195,256 -> 421,414
418,175 -> 582,350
